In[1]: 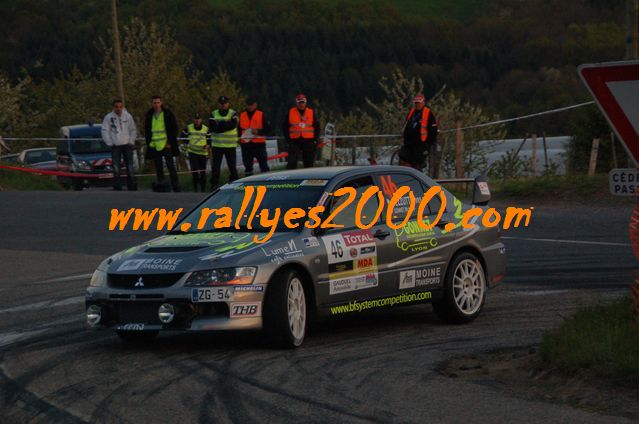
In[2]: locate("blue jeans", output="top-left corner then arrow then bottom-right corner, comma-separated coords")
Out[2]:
111,145 -> 137,190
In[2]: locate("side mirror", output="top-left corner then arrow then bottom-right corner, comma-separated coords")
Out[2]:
472,176 -> 491,206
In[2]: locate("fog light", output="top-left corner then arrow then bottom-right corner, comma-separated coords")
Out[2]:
158,303 -> 175,324
86,304 -> 101,327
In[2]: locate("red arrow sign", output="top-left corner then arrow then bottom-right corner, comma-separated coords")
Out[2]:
578,61 -> 639,166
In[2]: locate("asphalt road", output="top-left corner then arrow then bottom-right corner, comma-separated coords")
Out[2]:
0,191 -> 635,423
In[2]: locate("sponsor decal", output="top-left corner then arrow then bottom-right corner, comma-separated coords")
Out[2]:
330,291 -> 433,315
117,258 -> 183,272
399,266 -> 443,290
399,270 -> 415,289
394,220 -> 439,253
360,246 -> 375,255
477,181 -> 490,196
322,230 -> 378,295
300,179 -> 328,186
265,175 -> 289,180
261,239 -> 304,264
234,285 -> 265,292
303,237 -> 320,248
230,302 -> 262,317
117,323 -> 145,330
317,191 -> 330,206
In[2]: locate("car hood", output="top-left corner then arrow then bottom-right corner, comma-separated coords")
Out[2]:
71,153 -> 112,163
106,231 -> 295,274
28,160 -> 57,170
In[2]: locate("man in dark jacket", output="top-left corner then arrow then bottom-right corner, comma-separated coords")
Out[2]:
399,93 -> 438,176
144,95 -> 181,192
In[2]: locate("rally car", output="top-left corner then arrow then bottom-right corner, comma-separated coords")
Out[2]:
86,166 -> 506,348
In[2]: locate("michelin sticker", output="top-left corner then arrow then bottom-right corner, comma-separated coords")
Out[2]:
399,265 -> 443,290
322,229 -> 378,295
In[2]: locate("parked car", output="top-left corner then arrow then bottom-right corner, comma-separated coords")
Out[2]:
17,147 -> 58,171
0,153 -> 19,164
56,124 -> 134,190
85,166 -> 506,347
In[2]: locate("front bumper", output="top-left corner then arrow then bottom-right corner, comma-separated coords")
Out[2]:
85,285 -> 266,331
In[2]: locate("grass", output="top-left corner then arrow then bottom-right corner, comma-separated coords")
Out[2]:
540,296 -> 639,386
0,167 -> 63,191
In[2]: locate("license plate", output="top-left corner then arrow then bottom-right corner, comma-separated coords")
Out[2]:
191,287 -> 234,303
98,173 -> 114,179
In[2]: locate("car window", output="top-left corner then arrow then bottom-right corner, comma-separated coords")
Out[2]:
327,176 -> 380,230
377,173 -> 443,224
174,180 -> 325,233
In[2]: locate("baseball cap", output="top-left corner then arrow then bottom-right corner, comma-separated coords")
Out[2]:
218,96 -> 230,104
295,94 -> 307,103
413,94 -> 425,103
194,112 -> 202,119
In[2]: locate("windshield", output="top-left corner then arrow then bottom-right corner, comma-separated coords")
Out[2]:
24,149 -> 56,164
175,180 -> 327,234
70,138 -> 110,154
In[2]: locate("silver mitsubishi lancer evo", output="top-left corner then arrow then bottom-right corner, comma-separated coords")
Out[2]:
86,166 -> 506,348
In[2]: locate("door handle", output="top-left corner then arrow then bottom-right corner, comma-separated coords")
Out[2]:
373,229 -> 390,239
436,220 -> 450,229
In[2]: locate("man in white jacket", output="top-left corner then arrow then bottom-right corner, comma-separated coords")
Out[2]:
101,99 -> 138,191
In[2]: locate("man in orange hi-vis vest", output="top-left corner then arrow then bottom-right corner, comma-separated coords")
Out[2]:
283,93 -> 320,169
399,93 -> 439,176
239,98 -> 270,176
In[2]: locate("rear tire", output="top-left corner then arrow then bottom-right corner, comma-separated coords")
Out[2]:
116,330 -> 159,343
263,269 -> 308,348
432,252 -> 486,324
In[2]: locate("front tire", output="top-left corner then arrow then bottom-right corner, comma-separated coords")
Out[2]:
116,330 -> 159,343
263,269 -> 308,348
432,252 -> 486,324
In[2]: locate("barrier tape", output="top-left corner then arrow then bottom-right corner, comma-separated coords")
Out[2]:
0,150 -> 292,179
0,100 -> 596,144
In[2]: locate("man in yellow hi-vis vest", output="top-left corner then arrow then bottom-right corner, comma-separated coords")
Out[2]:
209,95 -> 239,188
181,113 -> 210,192
144,95 -> 181,192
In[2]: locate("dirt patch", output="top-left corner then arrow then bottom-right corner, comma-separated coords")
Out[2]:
440,347 -> 639,420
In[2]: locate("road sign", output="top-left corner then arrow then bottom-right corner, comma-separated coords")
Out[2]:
609,168 -> 639,196
578,61 -> 639,166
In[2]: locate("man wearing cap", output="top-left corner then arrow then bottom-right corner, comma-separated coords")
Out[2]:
209,96 -> 239,188
399,93 -> 438,176
101,99 -> 138,191
181,113 -> 210,192
144,95 -> 181,192
282,93 -> 320,169
239,98 -> 271,177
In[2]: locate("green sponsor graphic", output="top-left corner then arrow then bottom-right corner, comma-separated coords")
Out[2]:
442,197 -> 464,234
394,219 -> 438,252
147,232 -> 257,253
330,291 -> 432,315
233,183 -> 300,190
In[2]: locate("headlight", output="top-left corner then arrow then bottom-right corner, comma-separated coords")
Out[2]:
89,269 -> 107,287
75,160 -> 91,171
184,267 -> 256,286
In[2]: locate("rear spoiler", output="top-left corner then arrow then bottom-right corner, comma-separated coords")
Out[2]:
435,176 -> 491,206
